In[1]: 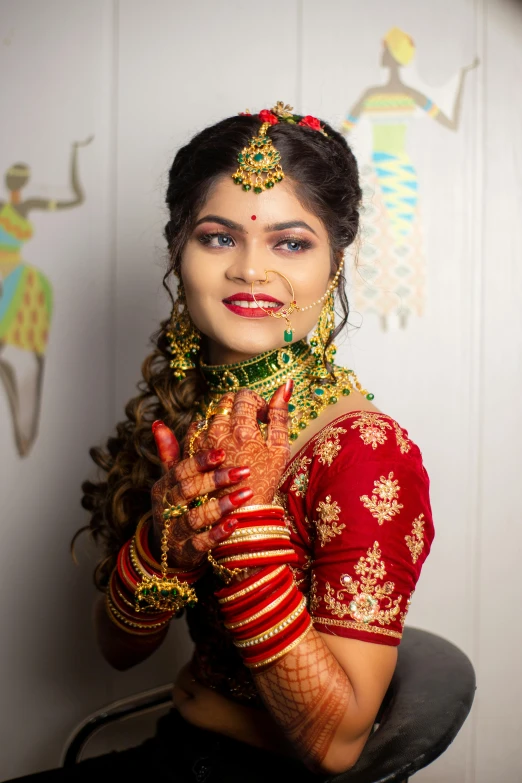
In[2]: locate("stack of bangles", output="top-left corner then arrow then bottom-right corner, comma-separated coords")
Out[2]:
106,516 -> 206,636
211,505 -> 312,670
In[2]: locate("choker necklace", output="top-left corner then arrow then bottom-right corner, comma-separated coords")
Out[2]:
198,340 -> 374,442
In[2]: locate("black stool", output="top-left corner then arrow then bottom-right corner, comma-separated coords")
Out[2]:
62,627 -> 476,781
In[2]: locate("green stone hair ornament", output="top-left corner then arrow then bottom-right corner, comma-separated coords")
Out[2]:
233,102 -> 328,194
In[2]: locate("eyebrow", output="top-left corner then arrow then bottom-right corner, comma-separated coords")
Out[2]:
194,214 -> 318,237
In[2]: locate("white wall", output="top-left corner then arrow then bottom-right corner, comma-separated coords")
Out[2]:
0,1 -> 520,780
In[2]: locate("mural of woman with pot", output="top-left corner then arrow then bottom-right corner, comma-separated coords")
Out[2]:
0,135 -> 93,456
342,27 -> 479,330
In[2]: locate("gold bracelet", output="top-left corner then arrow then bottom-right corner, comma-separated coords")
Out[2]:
232,504 -> 285,515
234,597 -> 307,648
246,622 -> 313,669
207,551 -> 248,584
216,549 -> 294,565
134,519 -> 199,578
106,592 -> 171,632
217,565 -> 287,604
224,584 -> 296,630
227,525 -> 289,538
222,532 -> 291,547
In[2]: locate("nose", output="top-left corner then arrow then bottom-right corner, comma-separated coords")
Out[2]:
225,245 -> 268,286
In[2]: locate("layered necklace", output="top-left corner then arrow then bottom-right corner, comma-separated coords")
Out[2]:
197,339 -> 374,442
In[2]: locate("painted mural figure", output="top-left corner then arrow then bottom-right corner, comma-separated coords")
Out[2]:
342,27 -> 479,330
0,136 -> 92,456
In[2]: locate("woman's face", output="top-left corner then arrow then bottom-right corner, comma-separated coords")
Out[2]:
181,175 -> 335,365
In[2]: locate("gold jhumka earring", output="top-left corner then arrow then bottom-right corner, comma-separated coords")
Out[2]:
166,281 -> 201,380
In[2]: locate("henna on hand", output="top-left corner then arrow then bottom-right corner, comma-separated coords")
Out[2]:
197,382 -> 292,505
150,421 -> 253,570
252,629 -> 352,772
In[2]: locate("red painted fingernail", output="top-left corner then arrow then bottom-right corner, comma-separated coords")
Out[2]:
212,518 -> 238,542
208,448 -> 226,464
283,379 -> 294,402
152,420 -> 164,433
228,467 -> 250,482
223,517 -> 238,533
228,488 -> 253,507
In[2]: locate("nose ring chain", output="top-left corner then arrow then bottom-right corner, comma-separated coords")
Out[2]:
250,257 -> 344,344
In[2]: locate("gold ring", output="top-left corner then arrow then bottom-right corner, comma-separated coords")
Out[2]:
163,503 -> 188,520
211,406 -> 232,417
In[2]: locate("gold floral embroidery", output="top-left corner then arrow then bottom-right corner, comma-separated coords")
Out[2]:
309,571 -> 321,613
360,471 -> 403,525
350,412 -> 393,449
405,514 -> 425,563
311,616 -> 402,639
393,421 -> 411,454
312,425 -> 347,466
323,541 -> 402,627
400,591 -> 414,628
289,456 -> 312,497
315,495 -> 345,547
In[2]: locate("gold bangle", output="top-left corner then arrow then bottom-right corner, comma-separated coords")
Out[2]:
106,593 -> 171,631
246,622 -> 313,669
227,525 -> 289,538
234,597 -> 307,648
232,504 -> 285,515
216,549 -> 294,565
224,584 -> 296,630
224,532 -> 290,546
217,565 -> 287,604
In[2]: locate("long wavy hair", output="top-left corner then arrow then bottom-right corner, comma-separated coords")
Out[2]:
76,113 -> 362,590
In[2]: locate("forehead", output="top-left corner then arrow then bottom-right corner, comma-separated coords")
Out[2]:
198,175 -> 327,235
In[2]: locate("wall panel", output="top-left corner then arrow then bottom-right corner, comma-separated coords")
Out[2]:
0,0 -> 115,777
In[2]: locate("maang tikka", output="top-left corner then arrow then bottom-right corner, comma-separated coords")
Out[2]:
166,281 -> 201,380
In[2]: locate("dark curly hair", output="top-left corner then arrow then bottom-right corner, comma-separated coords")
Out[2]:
75,113 -> 362,590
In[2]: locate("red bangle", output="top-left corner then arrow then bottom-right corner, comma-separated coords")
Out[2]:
216,565 -> 286,604
220,568 -> 294,621
242,609 -> 312,666
232,590 -> 302,641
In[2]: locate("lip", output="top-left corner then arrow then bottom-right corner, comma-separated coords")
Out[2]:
222,292 -> 283,319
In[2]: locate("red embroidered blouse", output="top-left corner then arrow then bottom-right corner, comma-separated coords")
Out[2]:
188,411 -> 434,703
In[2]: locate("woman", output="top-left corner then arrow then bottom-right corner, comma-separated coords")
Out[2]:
9,104 -> 433,781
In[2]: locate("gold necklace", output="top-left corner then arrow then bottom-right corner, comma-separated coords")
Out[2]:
198,340 -> 374,441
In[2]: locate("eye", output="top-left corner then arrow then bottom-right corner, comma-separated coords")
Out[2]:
198,231 -> 235,248
276,236 -> 313,253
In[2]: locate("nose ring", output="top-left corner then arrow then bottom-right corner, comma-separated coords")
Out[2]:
251,270 -> 300,343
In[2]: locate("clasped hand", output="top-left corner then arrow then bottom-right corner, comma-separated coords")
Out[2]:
151,383 -> 292,571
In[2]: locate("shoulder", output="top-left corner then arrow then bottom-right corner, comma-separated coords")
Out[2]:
307,410 -> 426,476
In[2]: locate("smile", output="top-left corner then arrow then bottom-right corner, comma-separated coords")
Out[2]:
222,293 -> 283,319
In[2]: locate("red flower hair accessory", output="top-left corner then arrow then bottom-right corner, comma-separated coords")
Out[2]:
232,101 -> 328,194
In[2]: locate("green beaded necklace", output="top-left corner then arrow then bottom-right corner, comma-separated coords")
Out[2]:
198,339 -> 374,442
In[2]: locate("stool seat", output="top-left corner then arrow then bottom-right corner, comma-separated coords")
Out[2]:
329,627 -> 476,782
62,627 -> 476,782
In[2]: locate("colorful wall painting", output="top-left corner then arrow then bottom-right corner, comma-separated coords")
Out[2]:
0,136 -> 93,457
341,27 -> 479,330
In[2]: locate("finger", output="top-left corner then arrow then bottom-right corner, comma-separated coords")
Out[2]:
231,389 -> 268,432
152,420 -> 180,472
191,517 -> 239,553
172,449 -> 226,484
181,487 -> 254,534
169,466 -> 250,505
210,392 -> 235,424
266,380 -> 292,449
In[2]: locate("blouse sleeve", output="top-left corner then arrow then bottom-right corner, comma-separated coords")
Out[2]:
306,421 -> 434,646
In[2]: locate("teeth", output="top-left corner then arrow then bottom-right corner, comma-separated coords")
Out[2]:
228,300 -> 279,309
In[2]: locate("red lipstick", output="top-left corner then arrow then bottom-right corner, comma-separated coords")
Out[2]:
222,292 -> 283,318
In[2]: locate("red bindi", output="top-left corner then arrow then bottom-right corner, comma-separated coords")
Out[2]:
251,215 -> 257,220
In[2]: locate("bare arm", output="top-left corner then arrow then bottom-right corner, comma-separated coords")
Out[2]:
253,629 -> 396,775
23,136 -> 93,214
94,594 -> 169,671
409,56 -> 480,131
